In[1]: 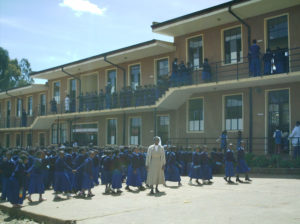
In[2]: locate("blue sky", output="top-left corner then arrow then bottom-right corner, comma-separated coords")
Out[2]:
0,0 -> 228,73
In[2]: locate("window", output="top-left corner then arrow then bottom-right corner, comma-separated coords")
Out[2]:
188,98 -> 204,131
156,58 -> 169,85
69,79 -> 77,98
224,95 -> 243,130
107,119 -> 117,145
107,70 -> 117,94
60,123 -> 67,144
27,133 -> 32,147
53,82 -> 60,104
157,115 -> 169,145
52,124 -> 58,144
188,36 -> 203,69
27,96 -> 33,116
40,94 -> 46,115
130,117 -> 141,145
129,64 -> 140,90
224,27 -> 242,64
16,134 -> 21,147
16,99 -> 22,117
267,15 -> 288,50
6,134 -> 10,148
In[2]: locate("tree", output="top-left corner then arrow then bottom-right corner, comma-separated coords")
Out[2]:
0,47 -> 33,91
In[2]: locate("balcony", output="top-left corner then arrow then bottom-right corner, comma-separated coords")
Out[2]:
1,47 -> 300,130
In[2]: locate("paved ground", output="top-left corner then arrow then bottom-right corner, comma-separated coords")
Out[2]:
0,210 -> 39,224
0,175 -> 299,224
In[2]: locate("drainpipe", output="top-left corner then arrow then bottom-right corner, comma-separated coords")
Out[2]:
228,5 -> 253,153
228,5 -> 251,48
104,55 -> 127,89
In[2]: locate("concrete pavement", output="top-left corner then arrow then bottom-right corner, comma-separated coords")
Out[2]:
0,176 -> 299,224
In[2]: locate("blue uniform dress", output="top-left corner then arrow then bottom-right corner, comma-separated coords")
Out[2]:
111,155 -> 122,189
0,158 -> 15,200
200,152 -> 212,180
53,158 -> 72,192
189,152 -> 202,179
177,151 -> 186,176
126,153 -> 142,187
274,130 -> 282,144
92,155 -> 100,185
202,61 -> 211,81
101,156 -> 112,185
27,158 -> 45,195
250,44 -> 261,76
76,158 -> 94,190
220,134 -> 227,153
225,149 -> 235,177
165,151 -> 181,182
73,153 -> 86,191
139,153 -> 147,183
64,153 -> 74,189
236,147 -> 250,174
7,160 -> 26,205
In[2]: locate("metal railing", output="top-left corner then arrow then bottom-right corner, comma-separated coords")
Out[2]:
1,47 -> 300,128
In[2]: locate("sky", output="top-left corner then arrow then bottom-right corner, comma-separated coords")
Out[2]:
0,0 -> 229,75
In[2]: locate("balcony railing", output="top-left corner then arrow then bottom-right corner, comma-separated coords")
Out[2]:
1,47 -> 300,129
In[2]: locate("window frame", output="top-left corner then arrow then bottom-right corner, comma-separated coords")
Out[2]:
186,97 -> 205,133
106,118 -> 117,145
105,69 -> 117,94
221,25 -> 243,66
52,81 -> 61,104
128,116 -> 142,145
185,34 -> 204,70
154,57 -> 170,85
128,63 -> 142,90
222,93 -> 244,132
27,95 -> 33,117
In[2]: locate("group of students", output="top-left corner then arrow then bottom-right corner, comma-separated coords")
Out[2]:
0,140 -> 252,208
249,39 -> 289,77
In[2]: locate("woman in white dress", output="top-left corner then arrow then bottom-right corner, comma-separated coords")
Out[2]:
146,136 -> 166,194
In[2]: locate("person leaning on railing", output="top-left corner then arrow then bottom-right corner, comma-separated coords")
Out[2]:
289,121 -> 300,159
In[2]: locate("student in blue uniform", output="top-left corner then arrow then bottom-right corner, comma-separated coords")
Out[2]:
101,150 -> 113,194
236,141 -> 251,183
7,154 -> 28,208
202,58 -> 211,82
219,130 -> 228,154
249,39 -> 261,77
138,147 -> 147,185
0,151 -> 14,201
224,143 -> 236,184
73,148 -> 86,195
53,151 -> 73,200
64,148 -> 74,191
263,48 -> 273,75
111,150 -> 123,194
200,146 -> 213,184
236,131 -> 242,149
273,126 -> 282,154
75,150 -> 95,197
274,47 -> 284,74
165,146 -> 181,186
92,150 -> 100,186
125,147 -> 145,191
27,150 -> 46,203
189,147 -> 202,185
170,58 -> 179,87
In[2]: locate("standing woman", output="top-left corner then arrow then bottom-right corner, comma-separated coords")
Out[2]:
146,136 -> 166,194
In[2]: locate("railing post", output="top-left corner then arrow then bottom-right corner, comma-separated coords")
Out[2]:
215,62 -> 218,83
236,61 -> 239,80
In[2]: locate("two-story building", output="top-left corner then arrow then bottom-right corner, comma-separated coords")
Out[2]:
1,0 -> 300,154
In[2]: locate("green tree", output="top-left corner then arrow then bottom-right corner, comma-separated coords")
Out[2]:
0,47 -> 33,91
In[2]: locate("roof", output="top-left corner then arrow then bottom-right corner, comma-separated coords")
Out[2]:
30,39 -> 175,80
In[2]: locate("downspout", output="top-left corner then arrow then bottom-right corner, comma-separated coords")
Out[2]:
104,55 -> 127,145
228,5 -> 253,153
103,55 -> 126,89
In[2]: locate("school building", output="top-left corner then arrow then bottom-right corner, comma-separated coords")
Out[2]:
0,0 -> 300,154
